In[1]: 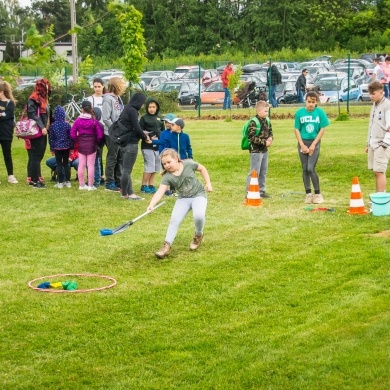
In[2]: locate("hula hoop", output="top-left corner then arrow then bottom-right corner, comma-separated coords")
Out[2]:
27,273 -> 117,293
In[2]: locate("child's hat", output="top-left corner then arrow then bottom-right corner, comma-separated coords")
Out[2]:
81,100 -> 92,109
168,117 -> 185,129
163,113 -> 176,121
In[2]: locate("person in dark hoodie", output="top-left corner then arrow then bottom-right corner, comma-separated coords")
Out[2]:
139,97 -> 165,193
119,92 -> 151,200
48,105 -> 73,188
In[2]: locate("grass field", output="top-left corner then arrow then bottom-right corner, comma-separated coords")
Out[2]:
1,106 -> 389,389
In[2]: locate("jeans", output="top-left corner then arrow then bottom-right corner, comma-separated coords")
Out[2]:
269,85 -> 278,107
105,135 -> 122,187
30,135 -> 47,182
246,151 -> 269,193
223,88 -> 231,109
46,156 -> 79,176
383,83 -> 389,99
94,154 -> 101,186
297,89 -> 305,103
120,143 -> 139,196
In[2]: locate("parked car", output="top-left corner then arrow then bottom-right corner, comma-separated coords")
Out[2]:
242,64 -> 263,74
140,70 -> 175,80
173,66 -> 204,80
313,77 -> 361,103
274,81 -> 295,100
16,82 -> 36,91
199,81 -> 242,106
139,75 -> 167,91
306,71 -> 348,89
333,65 -> 366,84
181,68 -> 220,87
88,70 -> 125,87
359,76 -> 373,101
153,80 -> 199,105
277,91 -> 298,104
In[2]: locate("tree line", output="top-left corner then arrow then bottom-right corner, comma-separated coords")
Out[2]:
1,0 -> 390,63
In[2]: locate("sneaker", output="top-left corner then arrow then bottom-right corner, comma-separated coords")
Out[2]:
93,182 -> 100,188
190,233 -> 204,251
128,195 -> 144,201
64,181 -> 72,188
88,185 -> 97,191
305,194 -> 313,204
165,190 -> 173,196
155,241 -> 171,259
105,183 -> 120,192
33,181 -> 46,189
141,185 -> 152,193
8,175 -> 18,184
313,194 -> 324,204
148,185 -> 157,194
260,191 -> 271,198
79,185 -> 89,190
54,182 -> 64,188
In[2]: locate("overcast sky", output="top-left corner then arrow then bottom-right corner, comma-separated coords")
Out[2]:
19,0 -> 31,7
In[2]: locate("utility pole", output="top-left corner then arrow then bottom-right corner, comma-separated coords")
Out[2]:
19,28 -> 25,59
69,0 -> 78,83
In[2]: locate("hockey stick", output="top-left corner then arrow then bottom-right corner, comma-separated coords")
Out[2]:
100,201 -> 165,236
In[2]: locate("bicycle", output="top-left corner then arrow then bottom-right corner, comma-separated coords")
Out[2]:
63,91 -> 86,122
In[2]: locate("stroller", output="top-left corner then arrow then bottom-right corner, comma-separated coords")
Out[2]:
236,81 -> 266,108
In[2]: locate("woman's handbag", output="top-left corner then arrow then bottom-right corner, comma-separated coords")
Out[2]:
15,106 -> 42,139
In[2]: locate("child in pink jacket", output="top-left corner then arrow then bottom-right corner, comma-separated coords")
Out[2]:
70,101 -> 103,190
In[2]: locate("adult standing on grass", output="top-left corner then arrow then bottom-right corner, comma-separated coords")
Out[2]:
147,148 -> 212,259
27,78 -> 52,189
267,61 -> 282,108
294,91 -> 330,205
222,62 -> 234,110
295,68 -> 308,103
366,81 -> 390,192
118,91 -> 151,200
102,77 -> 126,192
0,80 -> 18,184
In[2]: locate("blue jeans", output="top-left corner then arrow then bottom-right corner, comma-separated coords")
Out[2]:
383,83 -> 389,99
223,88 -> 231,109
297,89 -> 305,103
94,154 -> 101,186
46,156 -> 79,178
269,85 -> 278,107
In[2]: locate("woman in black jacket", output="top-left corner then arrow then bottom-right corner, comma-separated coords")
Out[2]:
0,80 -> 18,184
27,78 -> 52,189
118,92 -> 151,200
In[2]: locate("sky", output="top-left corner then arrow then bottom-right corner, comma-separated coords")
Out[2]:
19,0 -> 31,7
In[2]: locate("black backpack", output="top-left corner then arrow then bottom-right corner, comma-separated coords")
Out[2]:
108,117 -> 131,147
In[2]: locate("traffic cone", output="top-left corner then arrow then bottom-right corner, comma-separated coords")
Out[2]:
244,170 -> 263,207
347,177 -> 369,214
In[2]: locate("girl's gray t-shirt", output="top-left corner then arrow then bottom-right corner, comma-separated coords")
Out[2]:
161,160 -> 206,198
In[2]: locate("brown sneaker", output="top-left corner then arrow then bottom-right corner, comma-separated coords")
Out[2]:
313,194 -> 324,204
189,233 -> 204,251
305,194 -> 313,204
155,241 -> 171,259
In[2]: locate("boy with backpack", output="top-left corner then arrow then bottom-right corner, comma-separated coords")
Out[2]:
244,100 -> 273,198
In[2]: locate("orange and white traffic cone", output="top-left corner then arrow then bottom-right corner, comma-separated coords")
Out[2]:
347,177 -> 369,214
244,170 -> 263,207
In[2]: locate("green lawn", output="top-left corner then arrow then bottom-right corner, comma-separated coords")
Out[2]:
1,108 -> 389,389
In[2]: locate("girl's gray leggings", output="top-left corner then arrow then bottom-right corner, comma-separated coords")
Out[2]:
165,196 -> 207,244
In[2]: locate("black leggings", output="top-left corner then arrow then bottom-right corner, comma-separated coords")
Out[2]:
55,149 -> 71,183
30,136 -> 47,183
0,139 -> 14,175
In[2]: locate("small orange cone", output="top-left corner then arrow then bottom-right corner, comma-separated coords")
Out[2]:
347,177 -> 369,214
244,170 -> 263,207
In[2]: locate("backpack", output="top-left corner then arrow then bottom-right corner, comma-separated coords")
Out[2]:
241,116 -> 270,150
108,117 -> 131,147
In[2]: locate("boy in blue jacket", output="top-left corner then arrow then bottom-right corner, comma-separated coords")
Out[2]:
166,118 -> 193,160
